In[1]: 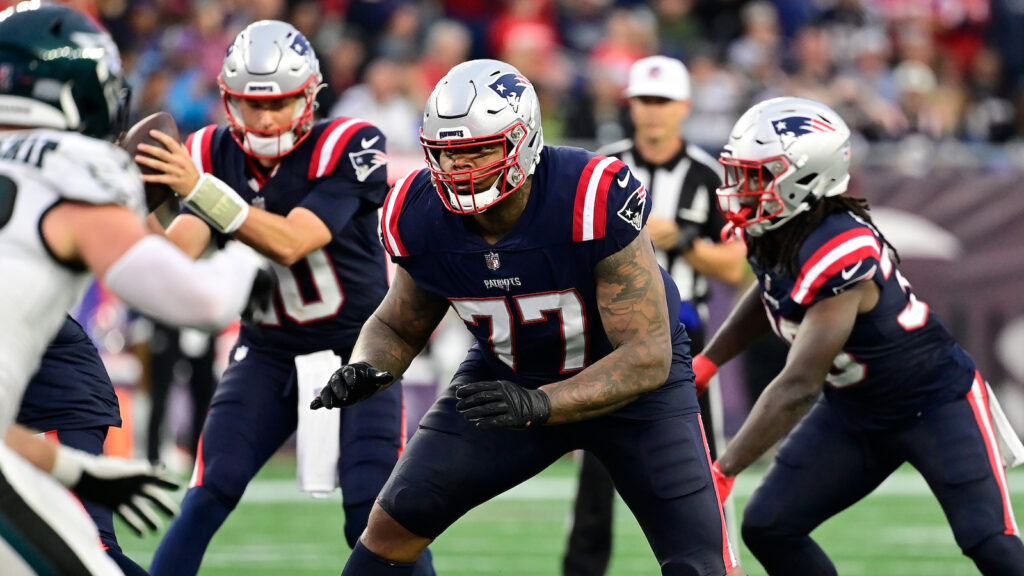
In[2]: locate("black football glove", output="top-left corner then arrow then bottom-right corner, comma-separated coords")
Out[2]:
310,361 -> 393,410
242,263 -> 277,324
51,446 -> 180,537
455,380 -> 551,429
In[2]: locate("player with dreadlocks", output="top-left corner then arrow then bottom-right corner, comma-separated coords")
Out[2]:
699,96 -> 1024,576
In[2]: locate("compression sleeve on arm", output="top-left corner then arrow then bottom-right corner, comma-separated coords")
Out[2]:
103,235 -> 261,331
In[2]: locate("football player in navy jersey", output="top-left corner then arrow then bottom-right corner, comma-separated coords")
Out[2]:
19,316 -> 150,576
312,59 -> 743,576
697,96 -> 1024,575
136,21 -> 432,576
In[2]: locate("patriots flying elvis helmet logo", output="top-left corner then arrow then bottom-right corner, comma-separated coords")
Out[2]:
771,115 -> 836,150
488,73 -> 532,114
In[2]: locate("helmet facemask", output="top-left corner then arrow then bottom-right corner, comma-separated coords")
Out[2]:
421,122 -> 530,214
718,154 -> 796,237
218,20 -> 323,160
220,77 -> 319,160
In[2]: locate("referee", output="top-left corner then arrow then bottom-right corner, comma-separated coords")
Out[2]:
563,55 -> 747,576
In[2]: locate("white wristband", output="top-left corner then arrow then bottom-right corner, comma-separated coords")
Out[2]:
51,444 -> 85,488
182,173 -> 250,234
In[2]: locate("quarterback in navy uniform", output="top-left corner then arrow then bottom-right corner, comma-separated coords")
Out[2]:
138,21 -> 433,576
313,59 -> 742,576
19,316 -> 149,576
698,97 -> 1024,575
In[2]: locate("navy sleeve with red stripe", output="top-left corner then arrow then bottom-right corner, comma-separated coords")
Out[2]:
379,168 -> 432,260
791,216 -> 883,306
569,154 -> 649,259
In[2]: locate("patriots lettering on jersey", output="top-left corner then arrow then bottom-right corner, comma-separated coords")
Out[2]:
616,185 -> 647,231
483,277 -> 522,291
772,115 -> 836,150
349,149 -> 387,182
488,73 -> 531,113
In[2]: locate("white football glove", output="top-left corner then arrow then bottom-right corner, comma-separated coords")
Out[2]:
51,445 -> 180,537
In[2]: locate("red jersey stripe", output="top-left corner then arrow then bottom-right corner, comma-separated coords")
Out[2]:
572,157 -> 626,241
308,118 -> 370,180
186,125 -> 217,174
966,374 -> 1020,535
792,229 -> 880,304
381,171 -> 417,257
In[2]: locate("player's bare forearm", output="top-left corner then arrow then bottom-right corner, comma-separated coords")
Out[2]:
702,283 -> 770,366
716,286 -> 863,477
350,266 -> 449,378
683,238 -> 747,285
4,424 -> 57,473
716,373 -> 821,476
543,232 -> 671,424
234,206 -> 331,267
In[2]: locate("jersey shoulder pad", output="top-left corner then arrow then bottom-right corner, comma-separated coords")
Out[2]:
305,118 -> 387,184
552,146 -> 647,248
37,130 -> 145,213
184,124 -> 231,174
379,168 -> 435,259
790,212 -> 883,305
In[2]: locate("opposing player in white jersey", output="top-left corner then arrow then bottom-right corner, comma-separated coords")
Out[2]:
0,3 -> 273,574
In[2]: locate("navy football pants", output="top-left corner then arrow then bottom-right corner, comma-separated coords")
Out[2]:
743,377 -> 1024,575
377,377 -> 737,576
151,343 -> 404,576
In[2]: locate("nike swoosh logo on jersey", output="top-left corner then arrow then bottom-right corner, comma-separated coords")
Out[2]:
616,174 -> 629,188
361,136 -> 380,149
840,262 -> 862,280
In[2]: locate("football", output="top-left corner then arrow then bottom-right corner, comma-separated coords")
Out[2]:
121,111 -> 179,212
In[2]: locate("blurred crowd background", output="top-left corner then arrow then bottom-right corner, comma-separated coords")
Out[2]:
8,0 -> 1024,465
5,0 -> 1021,159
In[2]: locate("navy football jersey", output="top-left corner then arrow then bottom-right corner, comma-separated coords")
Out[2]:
184,119 -> 390,355
382,146 -> 696,417
18,315 -> 121,431
750,211 -> 976,428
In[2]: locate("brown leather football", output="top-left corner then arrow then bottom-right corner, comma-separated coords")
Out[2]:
121,111 -> 179,212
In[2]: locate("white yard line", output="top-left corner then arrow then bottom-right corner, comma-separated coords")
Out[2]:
239,468 -> 1024,504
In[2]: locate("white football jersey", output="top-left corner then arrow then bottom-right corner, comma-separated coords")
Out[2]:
0,129 -> 144,428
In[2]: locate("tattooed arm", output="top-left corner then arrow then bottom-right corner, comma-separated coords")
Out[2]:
541,230 -> 673,424
349,266 -> 451,381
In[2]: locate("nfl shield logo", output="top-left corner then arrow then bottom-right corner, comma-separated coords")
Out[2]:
484,251 -> 501,271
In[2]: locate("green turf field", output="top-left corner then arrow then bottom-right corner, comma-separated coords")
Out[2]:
121,455 -> 1024,575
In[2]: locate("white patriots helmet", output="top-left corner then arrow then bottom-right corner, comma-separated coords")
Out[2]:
717,96 -> 852,237
218,20 -> 323,159
420,59 -> 544,214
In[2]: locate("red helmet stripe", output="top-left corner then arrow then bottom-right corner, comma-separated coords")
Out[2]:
308,118 -> 371,180
186,125 -> 217,174
381,171 -> 418,258
573,157 -> 626,242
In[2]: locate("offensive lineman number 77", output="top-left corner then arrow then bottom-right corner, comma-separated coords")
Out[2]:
450,290 -> 587,373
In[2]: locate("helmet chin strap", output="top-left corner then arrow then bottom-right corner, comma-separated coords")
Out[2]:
244,131 -> 297,159
449,179 -> 502,212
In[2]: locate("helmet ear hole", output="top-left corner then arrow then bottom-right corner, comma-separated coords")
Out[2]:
796,172 -> 818,186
